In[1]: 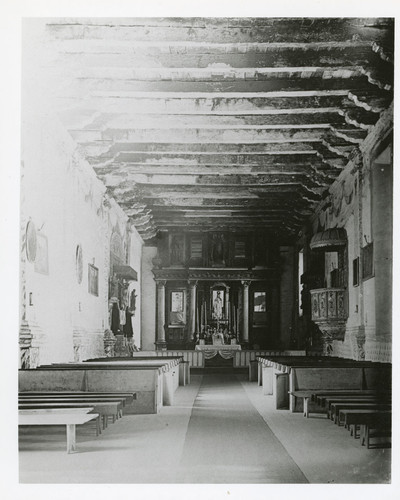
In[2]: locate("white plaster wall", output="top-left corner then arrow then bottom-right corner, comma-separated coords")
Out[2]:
308,107 -> 393,362
22,115 -> 108,363
21,113 -> 144,364
141,246 -> 157,350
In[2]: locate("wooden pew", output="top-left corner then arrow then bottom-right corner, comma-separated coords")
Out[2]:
339,409 -> 392,443
19,410 -> 100,453
18,394 -> 129,410
42,358 -> 181,407
81,358 -> 182,399
19,391 -> 136,405
323,395 -> 390,416
289,367 -> 364,413
257,357 -> 391,414
19,366 -> 164,414
19,400 -> 123,430
330,402 -> 391,424
313,390 -> 382,405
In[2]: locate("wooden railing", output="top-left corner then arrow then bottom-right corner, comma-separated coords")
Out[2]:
130,349 -> 306,368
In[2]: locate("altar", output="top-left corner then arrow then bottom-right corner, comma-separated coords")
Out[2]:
195,343 -> 242,359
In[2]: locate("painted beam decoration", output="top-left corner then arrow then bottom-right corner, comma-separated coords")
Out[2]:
40,17 -> 393,239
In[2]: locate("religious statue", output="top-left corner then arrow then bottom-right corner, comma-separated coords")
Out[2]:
213,290 -> 223,320
130,289 -> 137,314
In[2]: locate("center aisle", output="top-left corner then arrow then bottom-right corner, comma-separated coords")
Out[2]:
178,372 -> 308,483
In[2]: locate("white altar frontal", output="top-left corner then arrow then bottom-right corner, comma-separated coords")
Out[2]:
195,343 -> 241,359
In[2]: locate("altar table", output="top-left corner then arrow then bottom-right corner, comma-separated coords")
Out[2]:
195,344 -> 242,359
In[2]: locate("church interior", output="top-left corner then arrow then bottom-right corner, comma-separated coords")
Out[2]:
17,17 -> 394,485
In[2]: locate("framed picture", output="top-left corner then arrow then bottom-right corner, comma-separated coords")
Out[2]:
253,291 -> 267,325
169,290 -> 186,325
88,263 -> 99,296
25,220 -> 37,263
362,243 -> 374,280
34,232 -> 49,275
253,292 -> 266,312
76,244 -> 83,284
353,257 -> 360,287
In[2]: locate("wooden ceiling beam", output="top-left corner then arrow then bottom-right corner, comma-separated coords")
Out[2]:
46,17 -> 393,45
57,45 -> 379,70
64,110 -> 347,130
71,127 -> 330,144
56,92 -> 355,115
68,75 -> 373,94
71,66 -> 367,82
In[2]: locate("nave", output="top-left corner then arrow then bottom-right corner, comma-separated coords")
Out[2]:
19,370 -> 390,484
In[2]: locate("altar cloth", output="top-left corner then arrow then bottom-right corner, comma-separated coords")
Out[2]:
195,344 -> 242,359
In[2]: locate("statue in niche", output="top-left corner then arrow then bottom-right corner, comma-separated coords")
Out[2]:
210,233 -> 226,266
171,235 -> 183,264
130,289 -> 137,314
212,290 -> 224,320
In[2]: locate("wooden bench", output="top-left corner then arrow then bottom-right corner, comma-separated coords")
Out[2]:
323,395 -> 390,414
19,400 -> 122,430
330,402 -> 391,424
313,390 -> 382,405
19,410 -> 100,453
19,366 -> 163,414
19,394 -> 129,409
19,391 -> 136,405
339,409 -> 392,444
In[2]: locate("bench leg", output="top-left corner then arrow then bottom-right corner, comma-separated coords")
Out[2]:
360,425 -> 366,446
303,397 -> 310,418
66,424 -> 76,454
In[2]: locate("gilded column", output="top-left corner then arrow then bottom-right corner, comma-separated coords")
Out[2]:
156,280 -> 167,350
241,280 -> 251,344
189,280 -> 198,340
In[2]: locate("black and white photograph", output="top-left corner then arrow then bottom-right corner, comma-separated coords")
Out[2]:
1,1 -> 399,498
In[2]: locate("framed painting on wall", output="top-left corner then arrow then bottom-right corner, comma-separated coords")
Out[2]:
253,291 -> 267,325
34,232 -> 49,275
88,263 -> 99,296
169,290 -> 186,326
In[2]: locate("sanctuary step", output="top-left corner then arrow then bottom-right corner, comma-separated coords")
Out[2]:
191,367 -> 248,375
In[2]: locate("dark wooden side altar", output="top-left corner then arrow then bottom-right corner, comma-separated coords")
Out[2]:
152,231 -> 281,350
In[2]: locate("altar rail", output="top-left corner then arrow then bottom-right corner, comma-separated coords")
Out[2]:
130,350 -> 306,368
233,350 -> 306,368
130,350 -> 205,368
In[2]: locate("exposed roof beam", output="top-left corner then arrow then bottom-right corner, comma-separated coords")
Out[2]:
46,17 -> 393,45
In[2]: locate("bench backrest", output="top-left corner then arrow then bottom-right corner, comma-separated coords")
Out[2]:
292,367 -> 363,390
363,366 -> 392,391
19,370 -> 86,391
